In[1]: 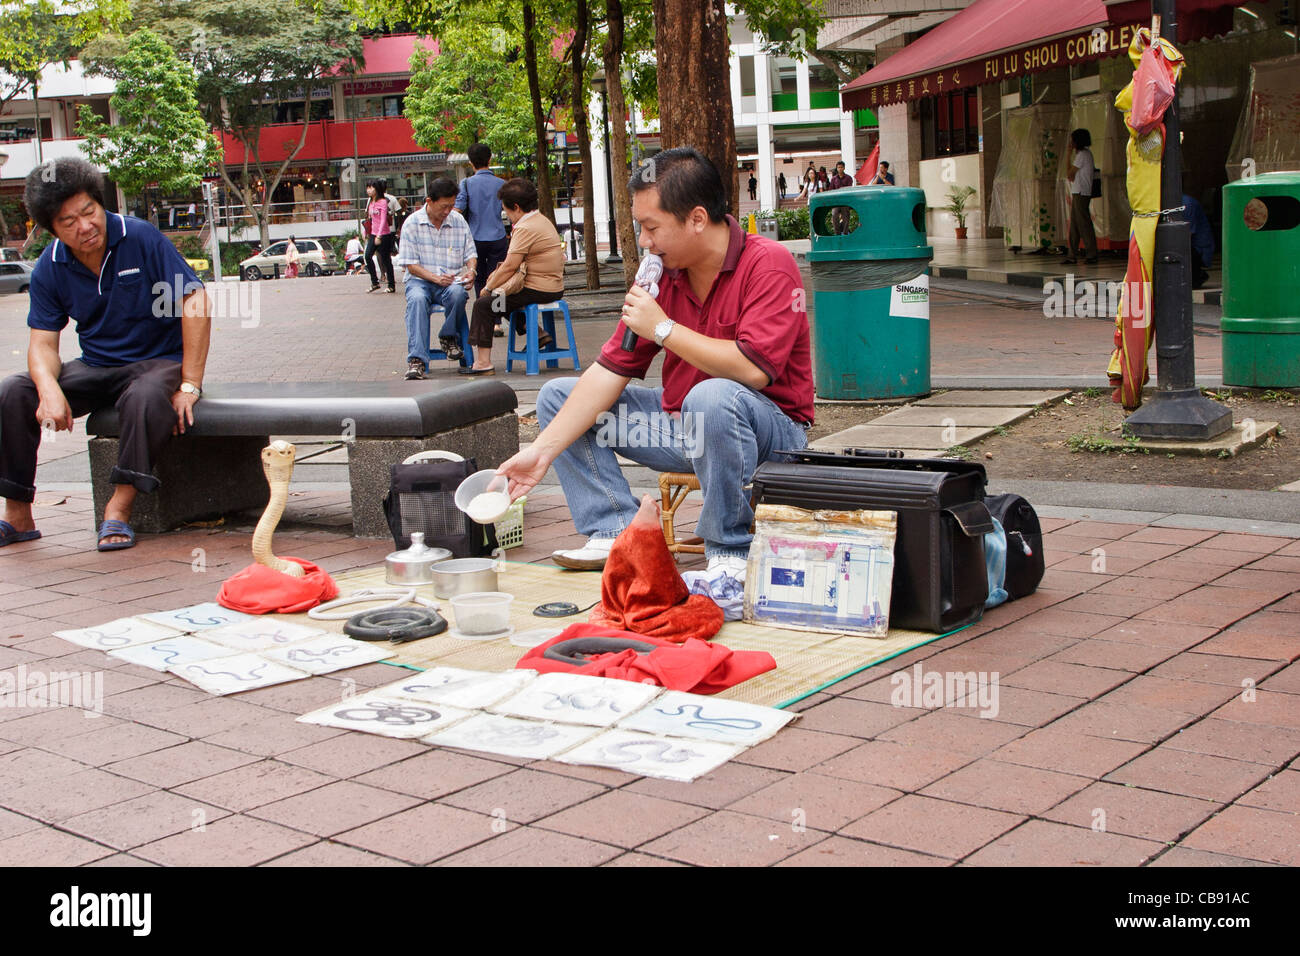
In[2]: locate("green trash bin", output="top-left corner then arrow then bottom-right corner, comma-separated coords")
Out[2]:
1221,171 -> 1300,387
807,186 -> 933,399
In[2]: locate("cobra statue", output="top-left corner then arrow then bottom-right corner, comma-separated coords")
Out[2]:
252,440 -> 305,578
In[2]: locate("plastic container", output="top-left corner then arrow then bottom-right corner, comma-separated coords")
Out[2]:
454,470 -> 512,524
493,495 -> 527,549
429,558 -> 498,599
449,591 -> 514,636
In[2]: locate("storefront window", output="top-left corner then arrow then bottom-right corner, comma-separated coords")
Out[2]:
921,89 -> 980,159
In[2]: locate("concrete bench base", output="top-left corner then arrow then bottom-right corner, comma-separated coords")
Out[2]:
89,411 -> 519,537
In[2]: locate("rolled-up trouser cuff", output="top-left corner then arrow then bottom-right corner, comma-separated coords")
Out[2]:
0,477 -> 36,503
109,466 -> 160,494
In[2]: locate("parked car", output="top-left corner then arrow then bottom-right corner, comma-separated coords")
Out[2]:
1,247 -> 22,263
0,260 -> 35,294
239,238 -> 336,280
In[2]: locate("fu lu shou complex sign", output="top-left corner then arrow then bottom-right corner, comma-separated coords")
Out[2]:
851,22 -> 1143,107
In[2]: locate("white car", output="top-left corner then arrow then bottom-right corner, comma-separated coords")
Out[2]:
239,239 -> 336,280
0,260 -> 34,294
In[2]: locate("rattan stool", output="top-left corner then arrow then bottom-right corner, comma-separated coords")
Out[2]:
658,472 -> 705,554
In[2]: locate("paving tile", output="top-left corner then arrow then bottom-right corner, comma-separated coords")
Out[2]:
0,706 -> 122,747
535,790 -> 711,848
173,759 -> 336,812
1163,718 -> 1300,766
963,819 -> 1163,866
1049,591 -> 1166,617
1036,569 -> 1111,595
1130,555 -> 1246,584
1049,638 -> 1179,673
813,740 -> 975,792
1099,675 -> 1241,716
1148,846 -> 1279,867
1196,616 -> 1300,661
441,768 -> 607,824
335,803 -> 498,864
921,758 -> 1090,815
876,710 -> 1027,756
1245,554 -> 1300,574
249,780 -> 421,837
625,760 -> 787,809
36,720 -> 189,767
139,698 -> 280,739
60,790 -> 232,850
1148,653 -> 1282,688
107,740 -> 261,788
1261,662 -> 1300,696
729,771 -> 902,833
601,852 -> 689,867
0,807 -> 42,842
1043,781 -> 1219,842
3,767 -> 154,823
279,732 -> 429,777
990,727 -> 1150,779
0,826 -> 116,866
840,795 -> 1023,860
133,814 -> 318,866
1182,805 -> 1300,866
962,685 -> 1085,728
354,748 -> 516,799
0,748 -> 91,788
528,760 -> 638,787
201,717 -> 344,757
1089,575 -> 1202,601
791,697 -> 919,738
1000,660 -> 1132,699
1211,689 -> 1300,730
774,835 -> 951,867
1236,770 -> 1300,814
83,854 -> 160,867
1210,568 -> 1300,595
1048,700 -> 1197,744
100,682 -> 211,721
638,808 -> 827,866
1107,748 -> 1274,803
1121,527 -> 1218,546
1135,600 -> 1256,630
261,842 -> 411,866
734,727 -> 860,772
435,824 -> 625,867
1199,533 -> 1290,555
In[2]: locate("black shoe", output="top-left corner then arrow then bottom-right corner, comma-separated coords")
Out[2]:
368,284 -> 381,293
457,365 -> 495,376
1084,257 -> 1098,265
493,325 -> 505,338
439,336 -> 463,361
404,359 -> 425,381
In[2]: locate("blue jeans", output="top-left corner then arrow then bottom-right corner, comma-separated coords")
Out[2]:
404,277 -> 469,370
537,377 -> 809,560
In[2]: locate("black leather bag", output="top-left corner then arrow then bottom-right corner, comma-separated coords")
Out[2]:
752,449 -> 993,632
985,493 -> 1045,600
382,455 -> 498,557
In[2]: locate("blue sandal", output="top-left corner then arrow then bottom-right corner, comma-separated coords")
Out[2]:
0,520 -> 41,548
97,519 -> 136,552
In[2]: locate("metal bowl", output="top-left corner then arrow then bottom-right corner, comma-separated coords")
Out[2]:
384,532 -> 452,586
429,558 -> 498,599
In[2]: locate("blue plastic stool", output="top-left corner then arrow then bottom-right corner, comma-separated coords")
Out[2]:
425,304 -> 473,368
506,300 -> 581,375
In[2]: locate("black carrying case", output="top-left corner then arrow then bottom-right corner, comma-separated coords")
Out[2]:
751,448 -> 994,632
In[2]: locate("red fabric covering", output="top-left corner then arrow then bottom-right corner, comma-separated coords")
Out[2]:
217,557 -> 339,614
517,624 -> 776,695
589,520 -> 724,643
856,144 -> 880,186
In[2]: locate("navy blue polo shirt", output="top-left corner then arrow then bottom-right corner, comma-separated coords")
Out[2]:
27,212 -> 201,367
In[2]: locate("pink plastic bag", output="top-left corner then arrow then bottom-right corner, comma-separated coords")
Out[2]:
1129,45 -> 1176,135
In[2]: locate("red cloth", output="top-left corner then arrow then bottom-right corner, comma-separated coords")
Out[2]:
596,216 -> 814,425
518,624 -> 776,694
589,520 -> 724,643
856,144 -> 880,186
217,557 -> 339,614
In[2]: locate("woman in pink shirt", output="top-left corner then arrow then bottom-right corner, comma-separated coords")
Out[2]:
364,179 -> 396,293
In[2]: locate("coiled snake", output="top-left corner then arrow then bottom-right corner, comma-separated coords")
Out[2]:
252,440 -> 304,578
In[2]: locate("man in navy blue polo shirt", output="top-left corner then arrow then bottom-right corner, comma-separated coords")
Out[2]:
0,157 -> 211,551
454,143 -> 509,331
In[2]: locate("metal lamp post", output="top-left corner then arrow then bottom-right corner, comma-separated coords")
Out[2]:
591,73 -> 621,264
1124,0 -> 1231,440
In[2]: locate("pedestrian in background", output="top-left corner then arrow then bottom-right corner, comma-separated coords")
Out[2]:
455,143 -> 510,335
285,235 -> 300,279
364,179 -> 396,293
1063,128 -> 1097,265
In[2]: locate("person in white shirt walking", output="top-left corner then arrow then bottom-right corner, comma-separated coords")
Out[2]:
1064,128 -> 1098,265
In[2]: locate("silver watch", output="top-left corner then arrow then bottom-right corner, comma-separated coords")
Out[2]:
653,319 -> 676,347
179,382 -> 202,398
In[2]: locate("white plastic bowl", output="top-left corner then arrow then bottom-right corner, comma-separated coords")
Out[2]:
449,591 -> 514,636
454,469 -> 512,524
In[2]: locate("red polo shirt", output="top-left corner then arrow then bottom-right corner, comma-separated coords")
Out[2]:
596,216 -> 815,424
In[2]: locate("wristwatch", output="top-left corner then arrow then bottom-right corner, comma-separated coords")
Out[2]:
179,382 -> 202,398
653,319 -> 676,347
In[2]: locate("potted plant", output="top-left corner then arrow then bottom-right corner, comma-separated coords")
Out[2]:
946,185 -> 977,239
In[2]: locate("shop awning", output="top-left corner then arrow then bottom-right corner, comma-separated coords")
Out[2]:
842,0 -> 1140,109
1103,0 -> 1238,42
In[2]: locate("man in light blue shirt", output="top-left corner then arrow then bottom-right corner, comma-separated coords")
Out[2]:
455,143 -> 509,302
394,179 -> 477,379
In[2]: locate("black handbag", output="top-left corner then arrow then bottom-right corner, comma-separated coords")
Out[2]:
752,448 -> 993,632
382,453 -> 498,557
985,493 -> 1045,600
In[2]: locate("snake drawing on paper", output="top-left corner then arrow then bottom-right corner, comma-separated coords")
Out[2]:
287,645 -> 360,662
252,440 -> 305,579
599,740 -> 705,765
653,704 -> 763,734
335,701 -> 440,726
185,661 -> 270,682
541,691 -> 621,714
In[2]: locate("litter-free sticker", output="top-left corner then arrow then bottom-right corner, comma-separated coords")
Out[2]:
890,273 -> 930,319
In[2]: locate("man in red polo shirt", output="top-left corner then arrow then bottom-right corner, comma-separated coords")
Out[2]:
497,147 -> 814,575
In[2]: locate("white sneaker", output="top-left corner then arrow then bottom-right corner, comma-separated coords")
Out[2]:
707,554 -> 749,580
551,536 -> 616,570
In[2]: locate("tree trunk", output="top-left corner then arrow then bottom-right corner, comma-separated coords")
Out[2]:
572,0 -> 599,289
523,3 -> 555,222
653,0 -> 737,219
603,0 -> 639,288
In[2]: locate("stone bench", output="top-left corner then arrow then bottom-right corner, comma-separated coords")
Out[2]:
85,380 -> 519,537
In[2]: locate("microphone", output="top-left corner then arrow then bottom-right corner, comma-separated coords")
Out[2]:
621,252 -> 664,352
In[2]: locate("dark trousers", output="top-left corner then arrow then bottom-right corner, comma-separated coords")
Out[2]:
473,237 -> 511,298
365,233 -> 396,289
470,287 -> 558,349
1068,193 -> 1097,259
0,359 -> 182,503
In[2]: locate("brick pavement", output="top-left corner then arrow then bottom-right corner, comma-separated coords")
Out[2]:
1,488 -> 1295,867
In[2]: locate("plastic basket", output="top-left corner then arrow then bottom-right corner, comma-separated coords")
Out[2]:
493,496 -> 526,550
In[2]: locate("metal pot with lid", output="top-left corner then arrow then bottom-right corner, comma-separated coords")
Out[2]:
384,533 -> 452,586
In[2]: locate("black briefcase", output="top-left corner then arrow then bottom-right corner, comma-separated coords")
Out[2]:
752,449 -> 993,632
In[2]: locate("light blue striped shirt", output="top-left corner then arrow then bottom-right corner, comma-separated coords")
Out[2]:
395,206 -> 477,275
455,169 -> 507,242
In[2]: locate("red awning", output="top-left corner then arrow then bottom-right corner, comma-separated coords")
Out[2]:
1103,0 -> 1238,42
842,0 -> 1126,109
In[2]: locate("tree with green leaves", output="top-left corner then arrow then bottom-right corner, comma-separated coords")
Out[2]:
76,29 -> 221,205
